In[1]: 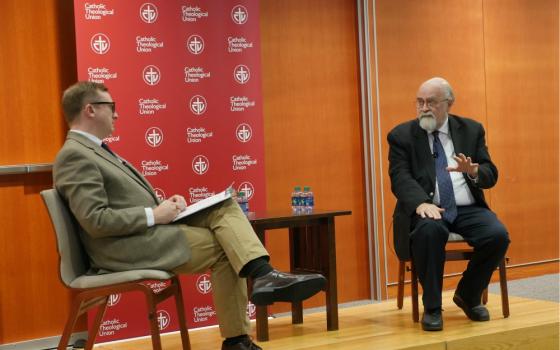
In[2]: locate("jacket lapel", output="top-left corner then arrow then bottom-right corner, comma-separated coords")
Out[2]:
448,115 -> 464,155
67,133 -> 158,201
120,159 -> 158,198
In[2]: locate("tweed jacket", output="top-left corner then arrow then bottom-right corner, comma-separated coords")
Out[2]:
53,132 -> 190,272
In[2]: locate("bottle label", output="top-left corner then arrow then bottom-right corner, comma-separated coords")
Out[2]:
292,196 -> 299,206
237,196 -> 249,213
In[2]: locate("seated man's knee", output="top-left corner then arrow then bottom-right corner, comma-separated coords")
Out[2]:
412,219 -> 448,243
492,228 -> 510,250
215,197 -> 243,214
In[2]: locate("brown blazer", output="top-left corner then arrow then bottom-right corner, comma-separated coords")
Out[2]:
53,132 -> 190,272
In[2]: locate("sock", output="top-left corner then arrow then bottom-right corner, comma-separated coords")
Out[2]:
239,256 -> 272,278
223,334 -> 249,346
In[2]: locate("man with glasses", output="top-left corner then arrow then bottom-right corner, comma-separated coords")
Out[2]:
53,81 -> 326,350
387,77 -> 509,331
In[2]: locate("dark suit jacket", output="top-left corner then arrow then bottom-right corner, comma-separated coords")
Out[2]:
387,114 -> 498,260
54,132 -> 190,272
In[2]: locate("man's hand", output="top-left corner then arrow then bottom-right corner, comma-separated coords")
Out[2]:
447,153 -> 479,178
153,197 -> 186,225
416,203 -> 445,220
169,194 -> 187,211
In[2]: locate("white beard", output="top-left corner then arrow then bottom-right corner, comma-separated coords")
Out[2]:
418,114 -> 437,132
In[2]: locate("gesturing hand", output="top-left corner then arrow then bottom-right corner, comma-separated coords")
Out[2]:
447,153 -> 478,178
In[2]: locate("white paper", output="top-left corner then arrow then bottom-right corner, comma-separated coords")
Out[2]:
173,185 -> 234,222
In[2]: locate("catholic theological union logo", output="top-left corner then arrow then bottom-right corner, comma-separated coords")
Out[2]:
238,182 -> 254,200
107,294 -> 121,307
140,3 -> 158,23
234,65 -> 250,84
196,274 -> 212,294
187,34 -> 205,55
154,188 -> 166,201
145,127 -> 163,147
157,310 -> 171,330
246,302 -> 256,318
189,95 -> 207,115
231,5 -> 248,24
192,155 -> 209,175
143,65 -> 161,86
236,123 -> 252,142
90,33 -> 110,54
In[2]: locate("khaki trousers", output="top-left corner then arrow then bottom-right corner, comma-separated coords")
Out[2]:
172,198 -> 268,338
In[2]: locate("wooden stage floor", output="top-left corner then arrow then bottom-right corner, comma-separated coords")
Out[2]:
94,290 -> 559,350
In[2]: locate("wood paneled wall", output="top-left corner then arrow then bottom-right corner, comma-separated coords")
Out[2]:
483,0 -> 559,263
260,0 -> 369,313
373,0 -> 559,293
0,0 -> 77,343
1,0 -> 557,344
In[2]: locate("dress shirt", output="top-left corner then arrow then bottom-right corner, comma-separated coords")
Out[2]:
69,130 -> 155,227
427,119 -> 476,207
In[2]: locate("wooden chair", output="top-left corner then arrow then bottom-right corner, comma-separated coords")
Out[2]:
41,189 -> 191,350
397,232 -> 509,322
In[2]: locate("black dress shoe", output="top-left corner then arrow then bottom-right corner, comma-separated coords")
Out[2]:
421,309 -> 443,331
222,337 -> 262,350
250,269 -> 326,305
453,293 -> 490,321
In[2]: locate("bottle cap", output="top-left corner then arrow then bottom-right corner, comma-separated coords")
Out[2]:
303,186 -> 310,191
294,186 -> 301,191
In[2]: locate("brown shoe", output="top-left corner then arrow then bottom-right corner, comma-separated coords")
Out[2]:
250,269 -> 326,305
222,337 -> 262,350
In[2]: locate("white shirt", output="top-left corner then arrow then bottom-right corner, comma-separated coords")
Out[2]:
427,119 -> 476,207
69,130 -> 155,226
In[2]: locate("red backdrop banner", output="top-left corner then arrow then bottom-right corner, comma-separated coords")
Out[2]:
73,0 -> 264,341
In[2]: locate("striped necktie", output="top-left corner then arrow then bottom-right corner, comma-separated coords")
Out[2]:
432,131 -> 457,223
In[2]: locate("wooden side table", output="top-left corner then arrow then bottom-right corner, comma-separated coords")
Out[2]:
248,210 -> 351,341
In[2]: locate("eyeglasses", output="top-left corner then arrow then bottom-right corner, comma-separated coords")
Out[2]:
90,101 -> 116,113
415,98 -> 448,109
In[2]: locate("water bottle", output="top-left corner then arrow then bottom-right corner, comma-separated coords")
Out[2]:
237,191 -> 249,214
291,186 -> 302,214
302,186 -> 314,213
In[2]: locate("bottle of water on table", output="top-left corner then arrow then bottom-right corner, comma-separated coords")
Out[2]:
302,186 -> 314,214
237,191 -> 249,214
291,186 -> 302,214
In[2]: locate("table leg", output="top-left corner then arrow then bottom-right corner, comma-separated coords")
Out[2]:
256,305 -> 269,342
324,217 -> 338,331
292,300 -> 303,324
289,226 -> 305,324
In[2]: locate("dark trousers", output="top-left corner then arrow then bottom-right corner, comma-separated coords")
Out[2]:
410,205 -> 510,311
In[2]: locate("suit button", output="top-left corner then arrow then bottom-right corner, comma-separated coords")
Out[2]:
429,192 -> 434,197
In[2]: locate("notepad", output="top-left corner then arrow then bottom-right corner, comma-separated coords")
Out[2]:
172,185 -> 234,221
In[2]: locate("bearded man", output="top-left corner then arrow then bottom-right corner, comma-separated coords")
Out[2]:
387,77 -> 509,331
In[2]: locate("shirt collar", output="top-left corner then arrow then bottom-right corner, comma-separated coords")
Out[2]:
70,129 -> 103,146
433,116 -> 450,136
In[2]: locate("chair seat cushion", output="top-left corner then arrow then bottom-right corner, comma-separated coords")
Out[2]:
70,269 -> 174,289
448,232 -> 465,242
